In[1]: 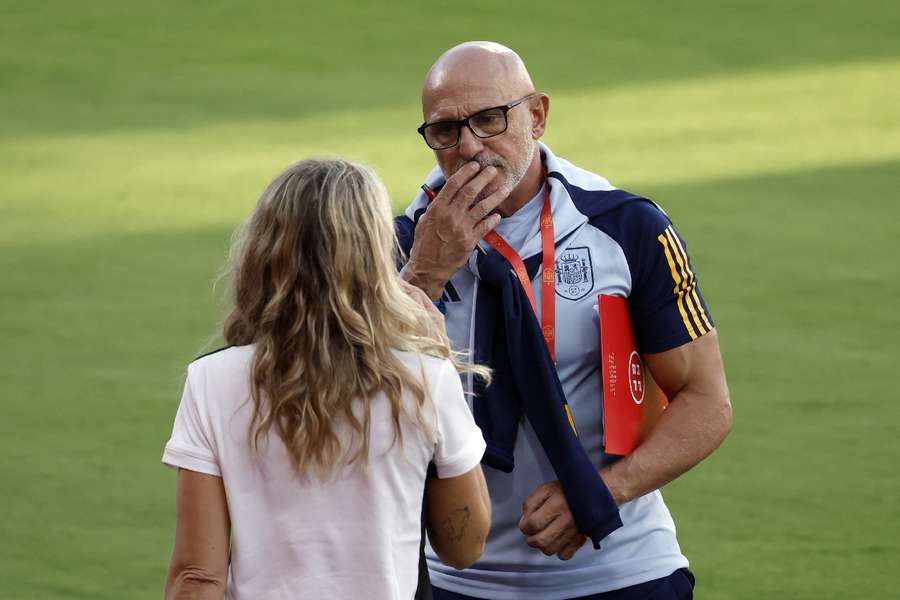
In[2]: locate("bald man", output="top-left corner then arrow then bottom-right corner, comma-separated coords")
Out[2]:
398,42 -> 731,600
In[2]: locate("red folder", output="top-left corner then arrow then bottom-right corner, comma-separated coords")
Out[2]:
599,294 -> 668,456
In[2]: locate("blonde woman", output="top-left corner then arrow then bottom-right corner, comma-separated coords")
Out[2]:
162,158 -> 491,599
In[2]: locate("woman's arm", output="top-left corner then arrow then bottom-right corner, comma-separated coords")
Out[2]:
164,469 -> 231,600
424,465 -> 491,570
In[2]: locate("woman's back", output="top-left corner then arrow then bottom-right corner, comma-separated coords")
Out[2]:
164,345 -> 484,599
163,158 -> 491,599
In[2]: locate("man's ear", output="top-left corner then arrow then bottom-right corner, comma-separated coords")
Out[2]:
530,94 -> 550,139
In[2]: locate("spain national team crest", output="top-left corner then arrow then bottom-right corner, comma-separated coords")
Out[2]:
555,247 -> 594,301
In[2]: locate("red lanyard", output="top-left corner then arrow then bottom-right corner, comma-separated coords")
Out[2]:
482,183 -> 556,362
483,182 -> 576,433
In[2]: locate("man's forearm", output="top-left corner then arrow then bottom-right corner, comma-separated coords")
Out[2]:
400,260 -> 449,301
600,387 -> 732,506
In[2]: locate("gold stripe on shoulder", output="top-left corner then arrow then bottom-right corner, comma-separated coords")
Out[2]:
667,227 -> 713,331
665,227 -> 707,336
658,232 -> 698,339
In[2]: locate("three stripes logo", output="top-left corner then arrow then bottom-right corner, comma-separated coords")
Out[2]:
657,226 -> 713,340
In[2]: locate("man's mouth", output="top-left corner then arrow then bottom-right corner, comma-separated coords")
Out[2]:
453,156 -> 505,175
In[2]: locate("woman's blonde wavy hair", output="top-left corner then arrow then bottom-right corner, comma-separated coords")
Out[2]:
223,158 -> 484,477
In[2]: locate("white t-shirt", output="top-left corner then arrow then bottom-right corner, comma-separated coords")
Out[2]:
162,345 -> 485,600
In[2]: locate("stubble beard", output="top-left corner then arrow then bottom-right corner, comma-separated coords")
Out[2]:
456,137 -> 536,205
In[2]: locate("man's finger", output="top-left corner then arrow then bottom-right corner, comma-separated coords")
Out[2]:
520,483 -> 554,520
472,213 -> 502,240
467,186 -> 504,222
435,161 -> 481,206
468,185 -> 507,221
519,499 -> 557,535
525,515 -> 573,556
454,165 -> 497,206
519,493 -> 566,536
556,534 -> 587,561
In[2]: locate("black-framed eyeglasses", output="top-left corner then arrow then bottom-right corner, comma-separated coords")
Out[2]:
416,93 -> 538,150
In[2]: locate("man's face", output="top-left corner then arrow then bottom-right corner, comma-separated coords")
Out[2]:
422,85 -> 535,202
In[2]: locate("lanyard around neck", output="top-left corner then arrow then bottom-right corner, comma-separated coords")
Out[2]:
482,180 -> 556,362
483,180 -> 576,434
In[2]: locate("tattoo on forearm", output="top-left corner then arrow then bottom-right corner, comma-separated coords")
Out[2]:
441,506 -> 470,542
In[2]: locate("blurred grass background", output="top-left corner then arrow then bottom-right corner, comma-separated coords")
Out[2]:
1,1 -> 899,598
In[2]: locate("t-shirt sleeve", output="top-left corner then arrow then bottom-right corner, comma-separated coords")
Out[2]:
162,362 -> 221,477
619,201 -> 716,354
430,359 -> 486,479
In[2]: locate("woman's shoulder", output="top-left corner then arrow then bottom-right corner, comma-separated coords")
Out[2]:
187,345 -> 255,381
390,349 -> 455,384
191,343 -> 253,365
180,345 -> 256,417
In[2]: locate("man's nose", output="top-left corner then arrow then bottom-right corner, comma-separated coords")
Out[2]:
457,123 -> 484,159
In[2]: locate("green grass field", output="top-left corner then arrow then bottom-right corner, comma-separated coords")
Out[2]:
2,2 -> 899,598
